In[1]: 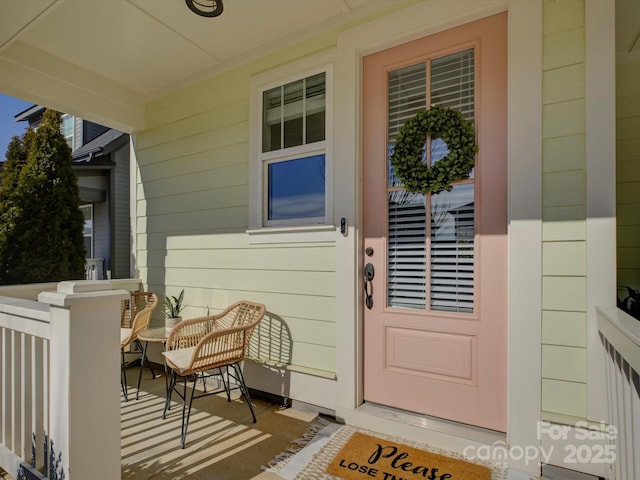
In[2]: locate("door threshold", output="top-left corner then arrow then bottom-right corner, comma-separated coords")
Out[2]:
357,402 -> 506,446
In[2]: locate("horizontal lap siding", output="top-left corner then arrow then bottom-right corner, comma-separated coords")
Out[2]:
541,0 -> 587,419
113,146 -> 131,279
137,37 -> 338,378
617,60 -> 640,289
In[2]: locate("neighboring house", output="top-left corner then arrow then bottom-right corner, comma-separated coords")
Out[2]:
15,106 -> 131,279
0,1 -> 637,478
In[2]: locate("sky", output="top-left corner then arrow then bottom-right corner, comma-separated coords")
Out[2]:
0,93 -> 34,160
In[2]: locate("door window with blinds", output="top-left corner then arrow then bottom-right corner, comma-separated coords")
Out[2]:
387,48 -> 475,313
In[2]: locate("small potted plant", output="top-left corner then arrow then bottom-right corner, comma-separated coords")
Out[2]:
164,289 -> 186,333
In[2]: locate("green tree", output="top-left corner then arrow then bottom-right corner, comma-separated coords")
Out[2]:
0,109 -> 86,284
0,130 -> 34,278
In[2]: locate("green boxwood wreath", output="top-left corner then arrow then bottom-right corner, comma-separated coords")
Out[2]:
390,105 -> 477,194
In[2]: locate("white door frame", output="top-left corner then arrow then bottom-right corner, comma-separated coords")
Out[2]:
332,0 -> 542,475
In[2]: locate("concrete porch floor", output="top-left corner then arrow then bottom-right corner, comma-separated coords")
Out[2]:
2,367 -> 541,480
121,365 -> 324,480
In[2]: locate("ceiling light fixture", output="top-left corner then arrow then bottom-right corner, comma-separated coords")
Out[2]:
185,0 -> 223,18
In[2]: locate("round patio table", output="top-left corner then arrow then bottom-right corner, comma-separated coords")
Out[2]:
136,327 -> 169,401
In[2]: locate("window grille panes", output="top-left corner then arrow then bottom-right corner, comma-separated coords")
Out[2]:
388,63 -> 426,187
61,114 -> 74,149
267,154 -> 325,221
388,190 -> 426,308
263,88 -> 282,152
81,205 -> 93,257
262,73 -> 326,153
429,48 -> 475,312
305,73 -> 326,143
283,80 -> 303,148
430,184 -> 474,312
430,49 -> 474,122
386,48 -> 475,312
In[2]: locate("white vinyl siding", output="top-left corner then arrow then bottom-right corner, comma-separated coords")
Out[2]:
541,0 -> 587,420
386,49 -> 475,313
137,46 -> 338,391
112,146 -> 131,279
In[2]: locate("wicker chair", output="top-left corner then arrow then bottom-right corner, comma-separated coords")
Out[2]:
162,300 -> 266,448
120,292 -> 158,401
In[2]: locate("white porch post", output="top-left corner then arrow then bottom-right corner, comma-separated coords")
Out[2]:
38,281 -> 129,480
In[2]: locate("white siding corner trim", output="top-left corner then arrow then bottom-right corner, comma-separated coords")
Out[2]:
585,0 -> 616,423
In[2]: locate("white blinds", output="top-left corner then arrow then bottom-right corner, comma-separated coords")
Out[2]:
430,184 -> 475,312
386,49 -> 475,313
388,189 -> 427,308
387,63 -> 427,308
431,49 -> 475,122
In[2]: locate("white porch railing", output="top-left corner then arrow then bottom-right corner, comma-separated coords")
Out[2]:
0,281 -> 131,479
597,306 -> 640,480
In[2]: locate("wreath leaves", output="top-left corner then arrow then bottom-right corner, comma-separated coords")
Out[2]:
390,105 -> 477,194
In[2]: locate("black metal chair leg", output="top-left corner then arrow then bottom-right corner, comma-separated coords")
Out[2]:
136,340 -> 156,400
163,360 -> 170,410
233,363 -> 256,423
135,339 -> 156,379
201,373 -> 208,393
163,370 -> 177,419
180,375 -> 198,448
220,366 -> 231,402
121,348 -> 128,402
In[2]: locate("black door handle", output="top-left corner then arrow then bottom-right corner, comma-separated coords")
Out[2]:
364,263 -> 375,309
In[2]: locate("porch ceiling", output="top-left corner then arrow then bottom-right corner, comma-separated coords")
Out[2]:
0,1 -> 637,133
0,0 -> 394,131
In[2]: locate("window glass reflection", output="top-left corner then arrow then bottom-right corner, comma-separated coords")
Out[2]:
268,154 -> 325,221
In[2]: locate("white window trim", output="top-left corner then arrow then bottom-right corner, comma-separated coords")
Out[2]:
248,51 -> 335,243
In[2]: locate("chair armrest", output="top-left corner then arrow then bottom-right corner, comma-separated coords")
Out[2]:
167,321 -> 258,375
166,315 -> 213,350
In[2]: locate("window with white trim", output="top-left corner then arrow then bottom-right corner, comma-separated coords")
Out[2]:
81,204 -> 93,258
61,114 -> 74,150
255,65 -> 332,228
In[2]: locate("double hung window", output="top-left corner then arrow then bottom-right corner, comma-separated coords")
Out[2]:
255,65 -> 332,228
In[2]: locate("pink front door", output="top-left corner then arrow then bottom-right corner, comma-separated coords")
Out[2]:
362,13 -> 507,432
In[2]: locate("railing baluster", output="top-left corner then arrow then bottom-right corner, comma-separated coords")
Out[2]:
1,328 -> 5,449
21,332 -> 31,463
33,337 -> 45,472
598,306 -> 640,480
610,342 -> 622,480
621,358 -> 632,480
615,351 -> 627,480
631,370 -> 639,479
4,330 -> 13,452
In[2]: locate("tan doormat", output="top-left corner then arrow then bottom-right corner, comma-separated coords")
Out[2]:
326,431 -> 490,480
266,424 -> 507,480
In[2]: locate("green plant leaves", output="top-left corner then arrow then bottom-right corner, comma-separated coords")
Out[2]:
390,105 -> 477,194
164,289 -> 186,318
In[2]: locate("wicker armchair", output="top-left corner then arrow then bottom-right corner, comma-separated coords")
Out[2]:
162,300 -> 266,448
120,292 -> 158,401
